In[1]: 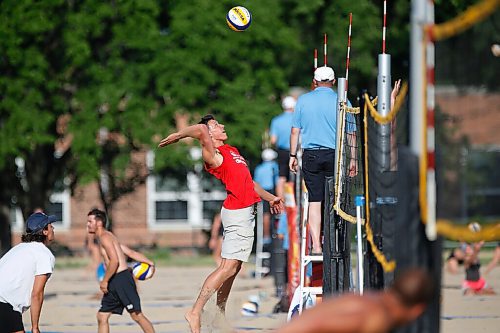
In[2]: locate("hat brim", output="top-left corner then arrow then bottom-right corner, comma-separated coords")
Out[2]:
47,215 -> 58,223
27,215 -> 57,233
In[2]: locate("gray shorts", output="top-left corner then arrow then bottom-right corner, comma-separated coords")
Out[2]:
221,205 -> 256,262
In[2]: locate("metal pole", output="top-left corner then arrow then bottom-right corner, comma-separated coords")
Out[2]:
336,77 -> 347,253
355,196 -> 365,295
255,202 -> 265,279
377,54 -> 391,171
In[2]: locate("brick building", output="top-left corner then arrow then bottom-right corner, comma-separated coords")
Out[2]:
11,89 -> 500,251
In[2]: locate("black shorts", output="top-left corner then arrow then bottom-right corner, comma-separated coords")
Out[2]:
262,189 -> 275,214
302,149 -> 335,202
277,149 -> 292,180
0,302 -> 24,333
99,269 -> 141,315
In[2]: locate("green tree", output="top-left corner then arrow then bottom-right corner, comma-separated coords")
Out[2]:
153,0 -> 301,165
0,0 -> 74,224
64,0 -> 170,228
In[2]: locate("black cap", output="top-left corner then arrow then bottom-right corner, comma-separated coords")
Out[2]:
198,114 -> 215,125
26,212 -> 57,234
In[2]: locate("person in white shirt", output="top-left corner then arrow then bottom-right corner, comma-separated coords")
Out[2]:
0,212 -> 56,333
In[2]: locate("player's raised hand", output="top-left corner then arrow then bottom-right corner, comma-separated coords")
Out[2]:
158,132 -> 181,148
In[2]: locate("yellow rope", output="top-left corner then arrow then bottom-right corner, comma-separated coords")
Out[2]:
346,106 -> 361,114
334,206 -> 361,224
431,0 -> 500,41
333,103 -> 365,225
436,220 -> 500,242
362,101 -> 396,272
363,82 -> 408,125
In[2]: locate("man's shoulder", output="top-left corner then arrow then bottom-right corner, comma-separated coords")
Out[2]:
100,231 -> 117,243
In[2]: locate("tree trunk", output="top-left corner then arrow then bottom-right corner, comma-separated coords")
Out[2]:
0,203 -> 12,255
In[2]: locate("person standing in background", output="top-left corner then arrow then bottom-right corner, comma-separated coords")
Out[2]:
87,208 -> 156,333
270,96 -> 296,199
253,148 -> 279,248
289,66 -> 357,255
208,212 -> 224,267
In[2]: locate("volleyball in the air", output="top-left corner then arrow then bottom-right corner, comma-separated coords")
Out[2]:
226,6 -> 252,32
132,262 -> 154,281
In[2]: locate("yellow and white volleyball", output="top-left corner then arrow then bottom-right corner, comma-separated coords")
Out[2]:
468,222 -> 481,233
241,301 -> 258,316
132,262 -> 155,281
226,6 -> 252,32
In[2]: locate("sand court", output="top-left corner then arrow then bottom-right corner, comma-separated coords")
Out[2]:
23,264 -> 500,332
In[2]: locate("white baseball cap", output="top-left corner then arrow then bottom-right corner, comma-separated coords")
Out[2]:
314,66 -> 335,82
261,148 -> 278,161
281,96 -> 296,110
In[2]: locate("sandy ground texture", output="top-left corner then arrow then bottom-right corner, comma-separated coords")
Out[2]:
22,263 -> 500,333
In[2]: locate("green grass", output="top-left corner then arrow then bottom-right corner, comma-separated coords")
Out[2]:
54,247 -> 216,269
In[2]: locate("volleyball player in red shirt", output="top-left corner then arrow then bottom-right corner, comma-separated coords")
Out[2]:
158,114 -> 284,333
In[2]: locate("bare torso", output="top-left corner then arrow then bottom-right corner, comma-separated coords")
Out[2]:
98,230 -> 130,273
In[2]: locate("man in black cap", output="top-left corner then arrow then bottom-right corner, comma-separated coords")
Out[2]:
0,212 -> 56,333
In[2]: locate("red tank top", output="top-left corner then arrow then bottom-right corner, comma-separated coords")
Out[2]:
205,144 -> 261,209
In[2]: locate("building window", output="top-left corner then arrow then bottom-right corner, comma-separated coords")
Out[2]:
146,150 -> 226,230
155,200 -> 188,221
9,188 -> 71,232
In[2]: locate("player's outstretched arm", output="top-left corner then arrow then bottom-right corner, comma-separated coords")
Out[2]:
121,244 -> 155,266
158,124 -> 220,168
30,273 -> 50,333
390,79 -> 402,110
254,181 -> 284,214
158,124 -> 207,148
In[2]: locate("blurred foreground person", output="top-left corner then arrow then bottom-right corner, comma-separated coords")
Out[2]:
0,212 -> 56,333
276,268 -> 434,333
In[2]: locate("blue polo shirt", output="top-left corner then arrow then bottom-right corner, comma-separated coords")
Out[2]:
270,112 -> 294,150
253,160 -> 279,191
292,87 -> 355,149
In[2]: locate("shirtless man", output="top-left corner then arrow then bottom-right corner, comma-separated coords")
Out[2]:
87,208 -> 156,333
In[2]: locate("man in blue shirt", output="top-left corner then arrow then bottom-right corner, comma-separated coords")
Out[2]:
270,96 -> 296,199
254,148 -> 280,245
289,66 -> 357,255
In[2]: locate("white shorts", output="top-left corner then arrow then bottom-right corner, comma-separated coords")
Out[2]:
220,205 -> 256,262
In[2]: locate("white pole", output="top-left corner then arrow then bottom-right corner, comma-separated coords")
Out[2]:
410,0 -> 426,155
355,195 -> 365,294
255,202 -> 264,279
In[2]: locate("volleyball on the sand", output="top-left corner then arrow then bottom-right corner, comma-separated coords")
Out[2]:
132,262 -> 154,281
226,6 -> 252,31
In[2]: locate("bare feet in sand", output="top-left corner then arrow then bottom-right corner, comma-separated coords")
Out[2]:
185,310 -> 201,333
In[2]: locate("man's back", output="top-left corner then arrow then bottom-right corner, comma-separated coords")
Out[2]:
253,160 -> 279,191
0,242 -> 54,313
293,87 -> 339,149
278,292 -> 391,333
270,112 -> 294,150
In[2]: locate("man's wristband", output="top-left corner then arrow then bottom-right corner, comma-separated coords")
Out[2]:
289,153 -> 297,158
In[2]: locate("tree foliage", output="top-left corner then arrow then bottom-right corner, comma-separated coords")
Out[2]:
0,0 -> 496,234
